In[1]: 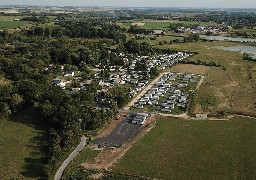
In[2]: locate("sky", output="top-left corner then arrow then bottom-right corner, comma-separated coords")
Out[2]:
1,0 -> 256,8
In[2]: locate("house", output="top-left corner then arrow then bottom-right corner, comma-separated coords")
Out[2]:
80,80 -> 92,87
164,103 -> 175,109
153,30 -> 164,35
163,83 -> 171,88
53,79 -> 66,88
178,83 -> 187,88
131,113 -> 148,124
64,71 -> 75,77
139,100 -> 147,105
161,108 -> 171,112
196,114 -> 208,119
174,90 -> 181,96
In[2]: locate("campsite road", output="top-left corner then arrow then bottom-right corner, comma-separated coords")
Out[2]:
54,135 -> 87,180
123,73 -> 165,110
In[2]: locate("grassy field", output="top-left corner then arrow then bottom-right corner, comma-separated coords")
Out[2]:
0,108 -> 45,179
136,35 -> 183,45
156,41 -> 256,116
0,16 -> 23,21
113,117 -> 256,180
63,148 -> 100,178
0,15 -> 32,29
0,21 -> 32,29
117,20 -> 218,29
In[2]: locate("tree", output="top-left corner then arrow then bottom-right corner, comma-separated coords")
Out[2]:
150,66 -> 159,78
135,59 -> 147,71
0,102 -> 11,117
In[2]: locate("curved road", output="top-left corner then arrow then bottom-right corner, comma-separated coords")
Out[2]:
54,135 -> 87,180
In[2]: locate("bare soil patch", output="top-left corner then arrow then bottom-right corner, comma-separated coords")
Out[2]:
81,115 -> 157,170
166,64 -> 209,75
131,22 -> 145,26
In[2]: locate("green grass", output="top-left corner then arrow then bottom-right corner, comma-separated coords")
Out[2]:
0,16 -> 23,21
113,117 -> 256,180
156,41 -> 256,116
117,20 -> 218,29
0,21 -> 32,29
63,148 -> 100,178
69,148 -> 100,167
136,35 -> 183,46
0,107 -> 46,179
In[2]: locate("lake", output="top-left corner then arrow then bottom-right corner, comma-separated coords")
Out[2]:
214,45 -> 256,59
200,35 -> 256,43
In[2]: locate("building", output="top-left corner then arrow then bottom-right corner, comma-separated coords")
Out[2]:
196,114 -> 208,119
131,113 -> 149,125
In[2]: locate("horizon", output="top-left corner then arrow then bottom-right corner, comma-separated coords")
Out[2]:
0,0 -> 256,9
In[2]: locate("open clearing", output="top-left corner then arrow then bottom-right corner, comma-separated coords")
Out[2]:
117,20 -> 217,29
0,108 -> 45,179
82,115 -> 156,170
131,22 -> 145,26
157,41 -> 256,116
113,116 -> 256,180
165,64 -> 209,75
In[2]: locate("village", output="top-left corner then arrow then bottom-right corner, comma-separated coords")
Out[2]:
51,52 -> 194,103
132,72 -> 201,114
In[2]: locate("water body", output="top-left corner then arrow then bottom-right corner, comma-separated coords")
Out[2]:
214,45 -> 256,59
200,35 -> 256,43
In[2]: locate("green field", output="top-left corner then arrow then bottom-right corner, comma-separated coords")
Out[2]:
0,21 -> 32,29
0,16 -> 22,21
117,20 -> 218,29
0,108 -> 45,179
63,148 -> 100,178
113,117 -> 256,179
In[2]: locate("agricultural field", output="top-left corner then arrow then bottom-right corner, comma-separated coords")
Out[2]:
135,35 -> 183,46
0,108 -> 45,179
0,15 -> 33,29
0,21 -> 31,29
117,20 -> 218,29
113,117 -> 256,179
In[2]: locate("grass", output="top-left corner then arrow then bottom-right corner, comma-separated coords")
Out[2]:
0,16 -> 23,21
63,148 -> 101,178
0,21 -> 32,29
154,41 -> 256,116
113,117 -> 256,180
136,35 -> 183,46
117,20 -> 218,29
0,107 -> 46,179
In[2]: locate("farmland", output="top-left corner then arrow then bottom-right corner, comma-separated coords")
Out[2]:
117,20 -> 218,29
0,108 -> 45,179
113,117 -> 256,179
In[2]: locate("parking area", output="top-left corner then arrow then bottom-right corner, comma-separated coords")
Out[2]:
93,114 -> 145,147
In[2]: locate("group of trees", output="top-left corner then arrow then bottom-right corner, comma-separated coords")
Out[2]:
128,24 -> 153,34
124,39 -> 155,55
0,17 -> 129,178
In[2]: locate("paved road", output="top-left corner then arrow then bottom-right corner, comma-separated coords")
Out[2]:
124,73 -> 165,110
54,135 -> 87,180
93,116 -> 141,147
